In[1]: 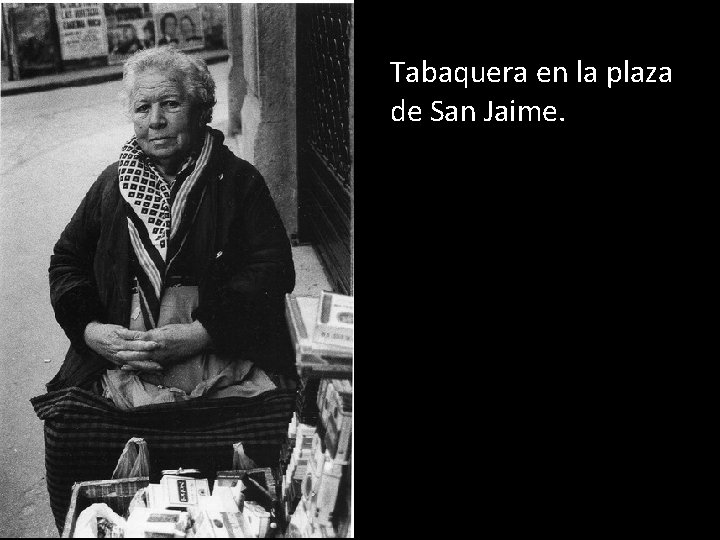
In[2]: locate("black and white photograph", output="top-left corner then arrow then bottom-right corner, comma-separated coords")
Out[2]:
0,2 -> 353,537
1,0 -> 698,536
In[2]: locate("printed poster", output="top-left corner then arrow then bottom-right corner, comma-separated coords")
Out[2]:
55,3 -> 108,61
151,4 -> 205,51
107,17 -> 155,65
7,3 -> 59,74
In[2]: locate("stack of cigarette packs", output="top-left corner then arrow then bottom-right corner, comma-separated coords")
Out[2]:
280,378 -> 352,537
284,294 -> 353,379
124,471 -> 275,538
281,413 -> 317,516
317,379 -> 352,463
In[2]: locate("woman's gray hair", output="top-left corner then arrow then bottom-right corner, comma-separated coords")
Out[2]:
122,46 -> 216,125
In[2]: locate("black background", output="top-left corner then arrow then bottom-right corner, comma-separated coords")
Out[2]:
353,5 -> 699,533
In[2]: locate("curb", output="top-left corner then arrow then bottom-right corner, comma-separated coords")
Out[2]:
1,50 -> 229,97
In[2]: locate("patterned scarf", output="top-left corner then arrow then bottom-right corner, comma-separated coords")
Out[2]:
118,130 -> 216,328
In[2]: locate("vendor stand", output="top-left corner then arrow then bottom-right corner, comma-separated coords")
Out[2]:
31,292 -> 353,537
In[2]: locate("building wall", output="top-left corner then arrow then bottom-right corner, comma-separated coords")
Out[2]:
227,3 -> 297,238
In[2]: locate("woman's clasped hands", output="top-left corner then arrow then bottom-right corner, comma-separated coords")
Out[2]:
84,321 -> 211,372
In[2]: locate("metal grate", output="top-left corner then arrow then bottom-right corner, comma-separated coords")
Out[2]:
300,4 -> 351,191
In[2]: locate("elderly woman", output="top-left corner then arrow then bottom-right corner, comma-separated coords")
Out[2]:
49,46 -> 295,403
35,47 -> 297,531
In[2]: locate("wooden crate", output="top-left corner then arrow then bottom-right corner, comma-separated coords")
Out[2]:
61,477 -> 149,538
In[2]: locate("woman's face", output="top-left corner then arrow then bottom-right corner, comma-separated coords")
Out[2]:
131,69 -> 199,169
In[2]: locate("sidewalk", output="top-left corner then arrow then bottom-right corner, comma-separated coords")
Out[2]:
292,244 -> 333,297
1,49 -> 229,97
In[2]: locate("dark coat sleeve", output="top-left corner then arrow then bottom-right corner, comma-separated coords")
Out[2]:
192,163 -> 296,375
48,173 -> 109,356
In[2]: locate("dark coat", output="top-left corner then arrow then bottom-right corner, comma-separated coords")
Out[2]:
47,138 -> 296,391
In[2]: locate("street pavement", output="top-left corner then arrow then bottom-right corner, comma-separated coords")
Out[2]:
0,63 -> 236,538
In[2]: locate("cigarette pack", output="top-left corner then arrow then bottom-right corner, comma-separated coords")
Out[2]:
125,508 -> 188,538
208,486 -> 241,512
324,409 -> 351,461
210,511 -> 246,538
147,483 -> 164,509
243,501 -> 271,538
302,441 -> 327,503
294,461 -> 309,482
287,498 -> 311,538
328,381 -> 351,414
288,414 -> 298,438
296,429 -> 316,450
313,291 -> 353,350
158,475 -> 210,508
214,472 -> 245,509
310,433 -> 324,467
284,294 -> 352,379
193,507 -> 246,538
313,454 -> 347,525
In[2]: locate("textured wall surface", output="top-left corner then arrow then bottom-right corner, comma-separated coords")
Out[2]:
227,3 -> 298,238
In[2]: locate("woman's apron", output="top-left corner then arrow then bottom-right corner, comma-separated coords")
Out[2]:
102,286 -> 276,410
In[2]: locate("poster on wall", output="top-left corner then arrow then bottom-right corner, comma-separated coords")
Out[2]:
104,3 -> 155,66
107,17 -> 155,65
55,3 -> 108,61
7,3 -> 59,75
151,3 -> 205,51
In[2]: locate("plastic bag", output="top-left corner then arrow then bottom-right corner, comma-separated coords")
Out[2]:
126,487 -> 148,518
73,502 -> 126,538
112,437 -> 150,479
232,441 -> 258,470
